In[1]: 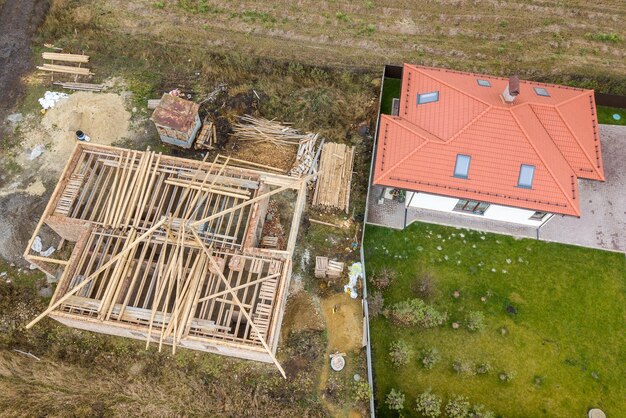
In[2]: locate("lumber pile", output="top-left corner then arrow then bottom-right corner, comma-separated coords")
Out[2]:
194,118 -> 216,150
289,135 -> 321,177
312,142 -> 355,213
315,256 -> 344,279
53,81 -> 103,92
38,51 -> 93,80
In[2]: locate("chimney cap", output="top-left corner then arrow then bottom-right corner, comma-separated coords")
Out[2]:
508,76 -> 520,96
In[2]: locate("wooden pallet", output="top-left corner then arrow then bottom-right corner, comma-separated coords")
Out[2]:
194,118 -> 216,150
54,173 -> 85,216
315,256 -> 328,279
261,236 -> 278,249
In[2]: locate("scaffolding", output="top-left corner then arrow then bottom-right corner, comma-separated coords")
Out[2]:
24,143 -> 311,376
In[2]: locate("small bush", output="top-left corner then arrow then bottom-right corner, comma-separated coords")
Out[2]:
470,404 -> 496,418
385,388 -> 405,411
421,347 -> 441,370
415,390 -> 442,417
445,395 -> 471,418
586,32 -> 623,43
452,360 -> 474,375
411,272 -> 436,299
499,370 -> 516,383
386,298 -> 447,328
350,380 -> 371,403
475,362 -> 492,375
465,311 -> 486,332
389,339 -> 412,367
368,292 -> 384,317
372,267 -> 395,290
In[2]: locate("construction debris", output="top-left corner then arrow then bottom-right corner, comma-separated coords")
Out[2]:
194,117 -> 216,150
53,81 -> 104,92
24,143 -> 313,377
312,142 -> 355,213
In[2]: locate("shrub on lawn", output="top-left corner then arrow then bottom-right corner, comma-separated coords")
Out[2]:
452,359 -> 474,375
465,311 -> 486,332
420,347 -> 441,370
475,362 -> 492,375
499,370 -> 516,383
415,389 -> 442,417
385,298 -> 447,328
350,380 -> 371,403
386,388 -> 405,411
445,395 -> 471,418
470,404 -> 496,418
411,272 -> 437,299
368,292 -> 384,317
372,267 -> 395,290
389,339 -> 412,367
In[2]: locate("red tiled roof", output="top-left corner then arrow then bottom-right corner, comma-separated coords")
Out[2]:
373,64 -> 605,216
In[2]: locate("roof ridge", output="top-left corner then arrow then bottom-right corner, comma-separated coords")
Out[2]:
532,103 -> 604,180
373,115 -> 430,184
406,64 -> 492,108
508,106 -> 580,216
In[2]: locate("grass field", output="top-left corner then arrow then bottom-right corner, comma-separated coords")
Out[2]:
364,222 -> 626,418
380,77 -> 401,116
56,0 -> 626,94
597,105 -> 626,125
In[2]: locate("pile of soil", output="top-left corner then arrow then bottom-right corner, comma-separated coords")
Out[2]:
18,92 -> 131,173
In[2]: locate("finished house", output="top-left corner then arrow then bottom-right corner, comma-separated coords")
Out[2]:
373,64 -> 605,226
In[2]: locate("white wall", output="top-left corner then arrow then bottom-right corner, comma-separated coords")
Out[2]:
406,192 -> 550,227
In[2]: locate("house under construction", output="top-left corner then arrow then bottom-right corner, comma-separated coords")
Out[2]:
24,143 -> 310,374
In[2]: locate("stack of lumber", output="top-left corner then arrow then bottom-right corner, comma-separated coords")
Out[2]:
315,256 -> 344,279
38,51 -> 93,78
194,118 -> 216,150
315,256 -> 328,278
312,142 -> 355,213
53,81 -> 103,92
289,134 -> 321,177
232,115 -> 306,146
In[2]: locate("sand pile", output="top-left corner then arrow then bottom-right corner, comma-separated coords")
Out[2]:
18,92 -> 131,172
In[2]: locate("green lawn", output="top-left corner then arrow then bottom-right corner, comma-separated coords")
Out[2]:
597,105 -> 626,126
364,222 -> 626,418
380,77 -> 401,116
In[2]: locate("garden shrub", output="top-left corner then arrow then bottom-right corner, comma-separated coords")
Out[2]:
475,362 -> 492,375
470,404 -> 496,418
465,311 -> 486,332
350,380 -> 371,403
415,389 -> 442,417
411,272 -> 436,299
385,298 -> 447,328
452,359 -> 474,375
386,388 -> 405,411
389,339 -> 412,367
372,267 -> 395,290
499,370 -> 516,382
368,292 -> 384,317
445,395 -> 471,418
421,347 -> 441,370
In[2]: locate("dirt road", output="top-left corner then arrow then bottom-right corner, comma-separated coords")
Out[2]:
0,0 -> 48,138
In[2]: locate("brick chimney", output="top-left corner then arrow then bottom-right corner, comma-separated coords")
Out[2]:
502,75 -> 520,103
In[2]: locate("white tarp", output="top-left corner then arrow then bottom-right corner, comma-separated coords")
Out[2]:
38,91 -> 68,110
29,144 -> 45,160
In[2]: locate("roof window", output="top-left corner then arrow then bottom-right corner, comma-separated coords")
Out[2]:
518,164 -> 535,188
454,154 -> 471,179
534,87 -> 550,97
477,79 -> 491,87
417,91 -> 439,104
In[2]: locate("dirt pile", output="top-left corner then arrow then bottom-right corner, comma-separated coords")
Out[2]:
18,92 -> 131,173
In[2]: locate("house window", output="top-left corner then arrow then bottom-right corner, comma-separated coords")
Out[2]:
534,87 -> 550,97
530,211 -> 548,221
453,199 -> 490,215
454,154 -> 471,178
391,98 -> 400,116
417,91 -> 439,104
477,79 -> 491,87
518,164 -> 535,188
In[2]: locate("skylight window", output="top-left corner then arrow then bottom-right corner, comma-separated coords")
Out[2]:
454,154 -> 471,179
417,91 -> 439,104
534,87 -> 550,97
518,164 -> 535,188
477,79 -> 491,87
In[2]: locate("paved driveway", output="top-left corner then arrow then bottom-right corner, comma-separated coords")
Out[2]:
366,125 -> 626,253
